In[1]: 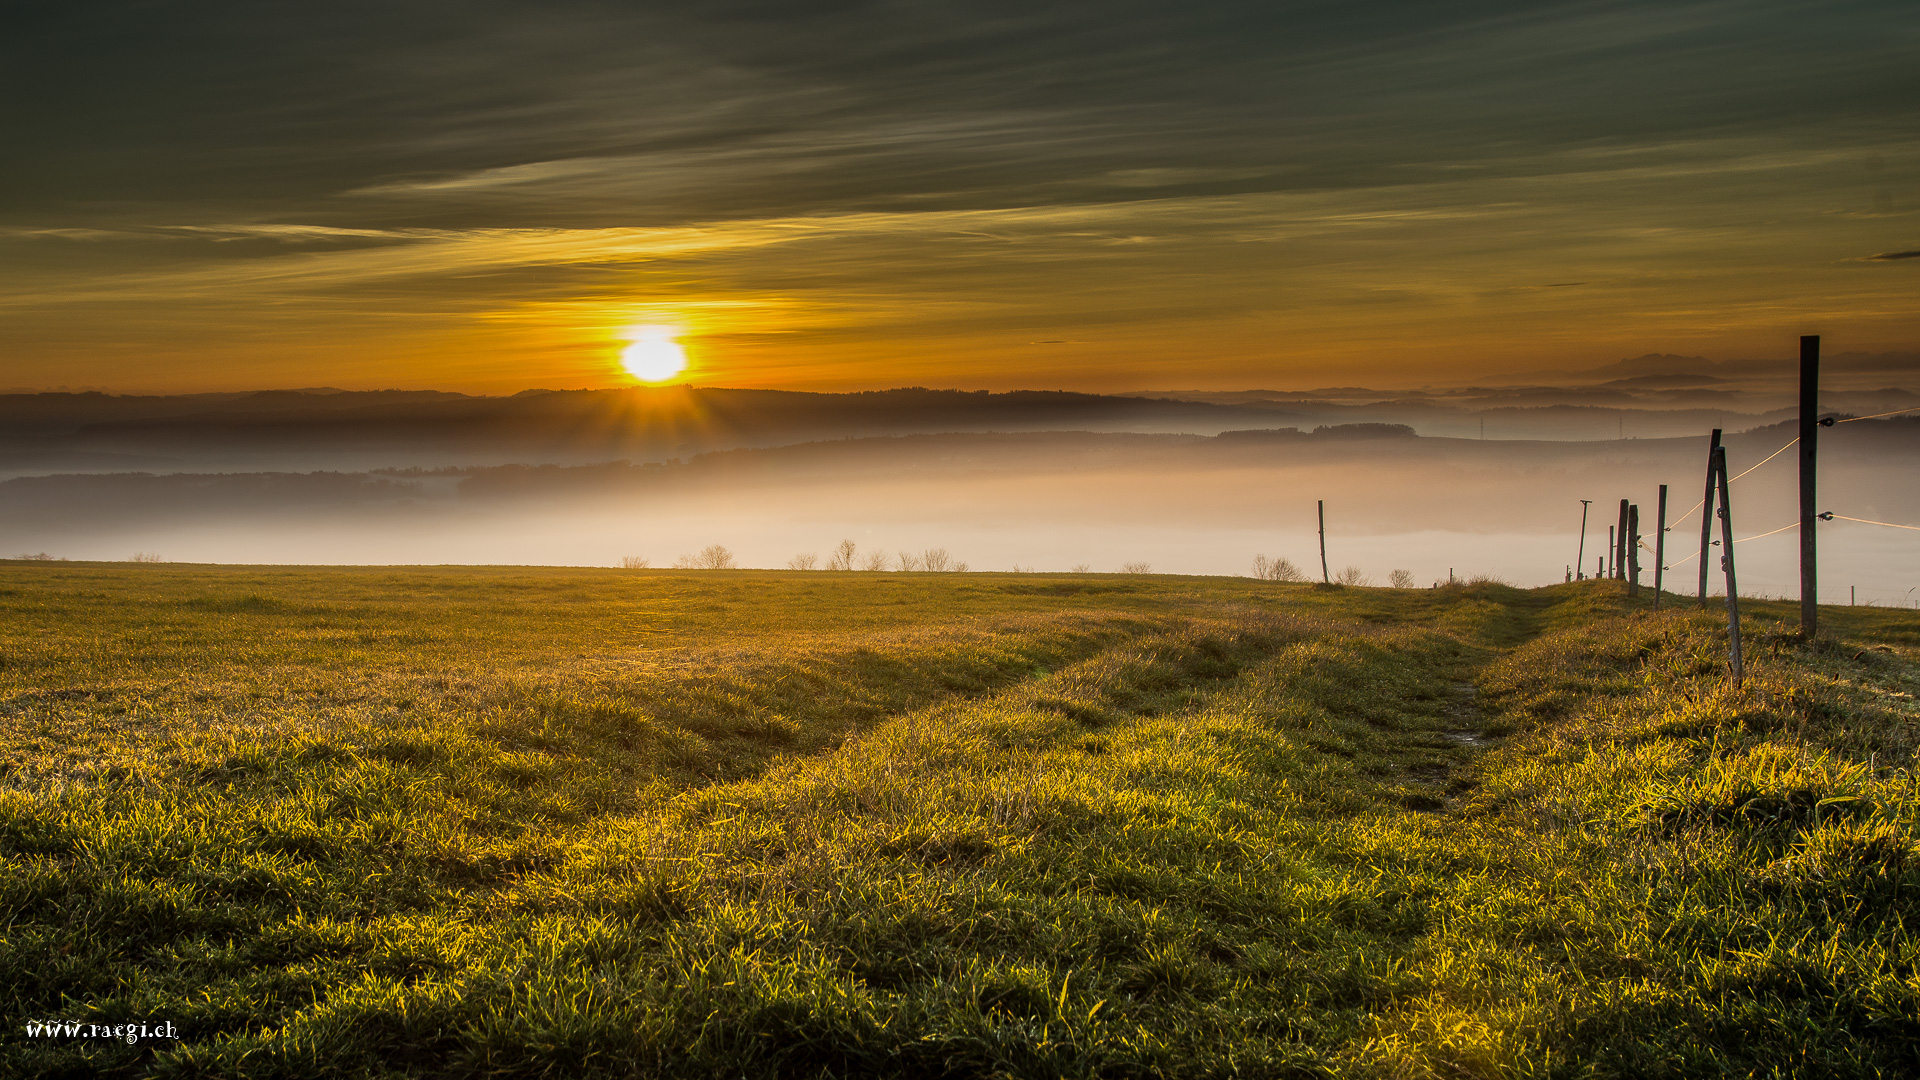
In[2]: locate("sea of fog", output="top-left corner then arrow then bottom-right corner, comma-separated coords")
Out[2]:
15,498 -> 1919,608
6,426 -> 1917,607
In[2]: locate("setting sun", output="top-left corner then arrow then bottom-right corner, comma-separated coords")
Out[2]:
620,327 -> 688,383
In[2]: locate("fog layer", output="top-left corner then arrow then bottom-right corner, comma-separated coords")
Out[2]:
7,423 -> 1917,606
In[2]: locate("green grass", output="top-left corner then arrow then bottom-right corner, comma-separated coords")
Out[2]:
1,564 -> 1916,1077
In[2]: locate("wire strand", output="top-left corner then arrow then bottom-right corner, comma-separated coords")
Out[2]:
1665,513 -> 1920,568
1725,437 -> 1797,484
1630,408 -> 1913,536
1666,499 -> 1706,530
1664,434 -> 1796,532
1837,405 -> 1920,423
1731,522 -> 1800,544
1660,521 -> 1799,569
1825,513 -> 1920,532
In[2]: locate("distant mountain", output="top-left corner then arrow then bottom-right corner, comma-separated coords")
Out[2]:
0,386 -> 1304,476
1482,351 -> 1920,387
6,375 -> 1909,480
1597,374 -> 1726,389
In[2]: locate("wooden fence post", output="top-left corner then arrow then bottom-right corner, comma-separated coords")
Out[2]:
1317,500 -> 1328,584
1699,428 -> 1722,607
1627,504 -> 1641,598
1714,445 -> 1742,681
1653,484 -> 1668,610
1577,499 -> 1592,581
1800,335 -> 1820,640
1615,499 -> 1630,579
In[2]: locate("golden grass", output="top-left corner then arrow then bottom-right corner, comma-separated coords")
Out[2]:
1,564 -> 1915,1077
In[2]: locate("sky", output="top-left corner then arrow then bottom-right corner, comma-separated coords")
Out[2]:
3,0 -> 1916,394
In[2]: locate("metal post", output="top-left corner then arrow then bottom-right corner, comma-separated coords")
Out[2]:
1800,335 -> 1819,639
1714,445 -> 1742,681
1699,428 -> 1722,606
1653,484 -> 1668,610
1577,499 -> 1592,581
1317,500 -> 1328,583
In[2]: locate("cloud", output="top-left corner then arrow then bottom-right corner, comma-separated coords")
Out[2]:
7,1 -> 1917,229
4,1 -> 1918,391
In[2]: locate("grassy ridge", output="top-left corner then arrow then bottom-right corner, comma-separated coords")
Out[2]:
1,565 -> 1916,1077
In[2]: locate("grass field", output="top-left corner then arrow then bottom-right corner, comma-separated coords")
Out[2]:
2,563 -> 1917,1078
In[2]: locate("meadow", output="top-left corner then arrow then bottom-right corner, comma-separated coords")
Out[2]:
2,563 -> 1916,1078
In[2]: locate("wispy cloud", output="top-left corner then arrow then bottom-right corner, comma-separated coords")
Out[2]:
3,1 -> 1917,390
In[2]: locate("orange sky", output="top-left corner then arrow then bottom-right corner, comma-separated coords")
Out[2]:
3,3 -> 1915,394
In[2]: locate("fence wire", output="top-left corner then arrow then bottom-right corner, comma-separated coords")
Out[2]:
1660,406 -> 1920,535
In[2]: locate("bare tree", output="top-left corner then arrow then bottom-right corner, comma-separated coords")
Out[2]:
675,544 -> 736,570
1251,554 -> 1304,581
1388,568 -> 1415,589
860,550 -> 889,571
128,552 -> 165,564
896,551 -> 922,572
1334,565 -> 1371,586
952,561 -> 969,572
921,548 -> 953,572
788,552 -> 818,570
827,539 -> 858,571
1070,563 -> 1090,573
1119,561 -> 1152,574
620,555 -> 650,569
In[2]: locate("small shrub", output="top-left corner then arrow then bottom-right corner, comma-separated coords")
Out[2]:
1335,566 -> 1371,586
827,539 -> 858,571
620,555 -> 651,569
896,551 -> 921,572
922,548 -> 954,573
675,544 -> 737,570
1120,561 -> 1152,574
1388,568 -> 1415,589
860,550 -> 889,572
1252,554 -> 1305,581
1070,563 -> 1090,573
128,552 -> 166,563
788,552 -> 819,570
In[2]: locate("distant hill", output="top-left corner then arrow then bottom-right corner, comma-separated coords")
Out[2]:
4,379 -> 1913,479
0,386 -> 1295,476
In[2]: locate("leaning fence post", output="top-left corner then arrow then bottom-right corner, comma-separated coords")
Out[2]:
1713,445 -> 1742,681
1698,428 -> 1721,607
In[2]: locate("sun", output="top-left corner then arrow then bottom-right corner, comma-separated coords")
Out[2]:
619,326 -> 689,383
